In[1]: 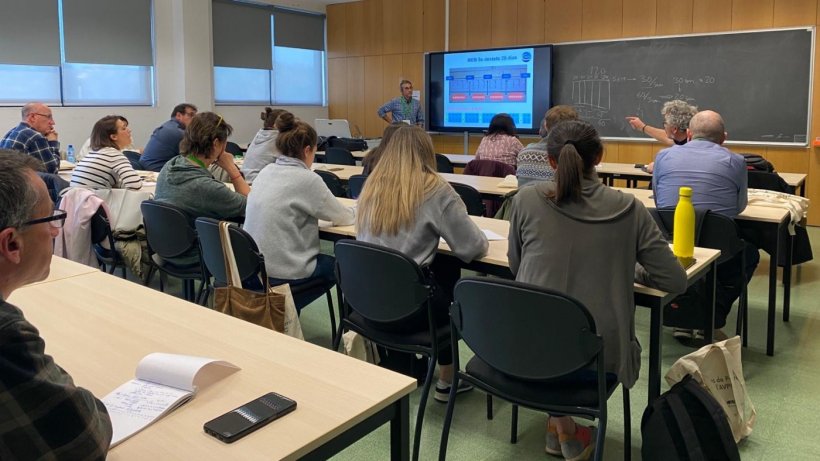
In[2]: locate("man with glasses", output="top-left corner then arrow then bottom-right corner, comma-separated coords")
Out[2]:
377,80 -> 425,126
140,102 -> 198,171
0,150 -> 112,459
0,102 -> 61,174
625,100 -> 697,172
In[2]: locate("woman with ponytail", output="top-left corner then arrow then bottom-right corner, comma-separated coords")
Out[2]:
241,107 -> 287,183
507,120 -> 686,460
244,112 -> 355,312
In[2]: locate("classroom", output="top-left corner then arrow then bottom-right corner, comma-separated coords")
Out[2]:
1,0 -> 820,460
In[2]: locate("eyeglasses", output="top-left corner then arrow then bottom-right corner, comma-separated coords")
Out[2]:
34,113 -> 54,120
184,111 -> 197,117
23,209 -> 67,229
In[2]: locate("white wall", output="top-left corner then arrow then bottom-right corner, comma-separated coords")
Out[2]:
0,0 -> 328,150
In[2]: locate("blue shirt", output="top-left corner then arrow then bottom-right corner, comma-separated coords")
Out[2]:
652,139 -> 748,217
140,119 -> 186,172
0,122 -> 61,173
377,97 -> 424,125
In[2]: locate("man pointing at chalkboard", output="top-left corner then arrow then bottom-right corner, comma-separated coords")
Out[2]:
377,80 -> 425,127
625,100 -> 697,172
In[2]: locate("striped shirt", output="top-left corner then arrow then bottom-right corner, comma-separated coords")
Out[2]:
0,122 -> 61,173
70,147 -> 143,190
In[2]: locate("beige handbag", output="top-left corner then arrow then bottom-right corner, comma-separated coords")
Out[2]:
666,336 -> 757,442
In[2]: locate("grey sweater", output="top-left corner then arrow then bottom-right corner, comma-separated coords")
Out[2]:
357,185 -> 489,267
508,175 -> 687,388
241,129 -> 279,184
244,156 -> 355,279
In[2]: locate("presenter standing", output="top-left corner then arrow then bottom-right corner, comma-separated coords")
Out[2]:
377,80 -> 425,126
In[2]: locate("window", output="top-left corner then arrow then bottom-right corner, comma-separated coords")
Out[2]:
0,0 -> 154,106
213,1 -> 325,106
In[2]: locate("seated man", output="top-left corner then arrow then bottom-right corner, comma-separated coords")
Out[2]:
0,103 -> 61,174
0,150 -> 112,459
516,105 -> 578,187
140,103 -> 197,171
652,110 -> 760,337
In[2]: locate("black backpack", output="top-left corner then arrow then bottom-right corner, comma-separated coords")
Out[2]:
328,136 -> 369,152
741,153 -> 775,172
642,374 -> 741,461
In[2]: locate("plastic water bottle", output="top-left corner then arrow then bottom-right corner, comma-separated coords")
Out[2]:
673,186 -> 695,267
66,144 -> 75,163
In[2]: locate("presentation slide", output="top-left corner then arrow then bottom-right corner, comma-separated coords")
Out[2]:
426,45 -> 552,134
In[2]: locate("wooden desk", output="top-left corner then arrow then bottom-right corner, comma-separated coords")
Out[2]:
24,255 -> 100,285
9,269 -> 416,460
316,150 -> 368,160
620,187 -> 792,356
321,199 -> 720,404
439,154 -> 474,167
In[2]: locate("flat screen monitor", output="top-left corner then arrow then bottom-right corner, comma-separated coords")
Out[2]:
425,45 -> 552,135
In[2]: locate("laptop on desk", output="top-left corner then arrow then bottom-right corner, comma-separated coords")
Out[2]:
315,119 -> 352,139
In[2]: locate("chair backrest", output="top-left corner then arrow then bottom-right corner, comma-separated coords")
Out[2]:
450,182 -> 485,216
435,154 -> 455,173
195,217 -> 267,286
122,150 -> 144,170
747,170 -> 793,194
325,147 -> 356,166
464,159 -> 516,177
315,169 -> 347,197
225,141 -> 243,157
334,240 -> 431,324
651,208 -> 744,265
140,200 -> 198,258
89,206 -> 115,247
347,174 -> 367,199
451,277 -> 602,380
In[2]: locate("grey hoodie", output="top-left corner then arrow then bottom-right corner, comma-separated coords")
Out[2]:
241,129 -> 279,184
508,174 -> 686,388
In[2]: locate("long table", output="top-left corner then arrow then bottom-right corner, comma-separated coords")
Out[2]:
320,198 -> 721,405
9,259 -> 416,460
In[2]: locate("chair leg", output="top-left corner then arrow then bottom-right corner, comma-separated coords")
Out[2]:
325,290 -> 337,345
623,386 -> 631,461
412,355 -> 437,461
510,405 -> 518,444
119,264 -> 127,279
486,394 -> 493,420
438,373 -> 460,461
143,265 -> 155,287
595,406 -> 607,461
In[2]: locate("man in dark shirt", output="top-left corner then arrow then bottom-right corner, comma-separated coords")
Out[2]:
139,102 -> 198,171
0,150 -> 112,459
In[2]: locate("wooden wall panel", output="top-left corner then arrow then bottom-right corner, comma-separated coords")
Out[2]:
581,0 -> 623,40
327,58 -> 348,120
423,0 -> 446,52
382,54 -> 405,104
466,0 -> 493,49
402,53 -> 425,97
766,148 -> 809,174
382,0 -> 403,54
346,57 -> 366,136
616,142 -> 655,164
656,0 -> 694,35
623,0 -> 656,37
773,0 -> 816,26
448,0 -> 468,51
544,0 -> 583,43
363,0 -> 384,56
326,4 -> 346,59
491,0 -> 518,47
731,0 -> 774,30
404,0 -> 425,53
345,2 -> 366,57
364,56 -> 385,138
692,0 -> 731,33
517,0 -> 545,45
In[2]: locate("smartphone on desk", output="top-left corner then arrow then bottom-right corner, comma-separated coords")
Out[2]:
204,392 -> 297,443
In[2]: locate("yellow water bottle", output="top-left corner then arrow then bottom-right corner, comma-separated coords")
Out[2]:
673,186 -> 695,268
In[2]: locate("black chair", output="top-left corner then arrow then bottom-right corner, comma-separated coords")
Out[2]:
225,141 -> 244,157
140,200 -> 209,304
435,154 -> 455,173
123,150 -> 144,170
325,147 -> 357,166
450,182 -> 486,216
90,207 -> 127,278
347,174 -> 367,199
195,218 -> 338,342
315,169 -> 347,197
651,208 -> 750,345
332,240 -> 447,461
439,277 -> 630,461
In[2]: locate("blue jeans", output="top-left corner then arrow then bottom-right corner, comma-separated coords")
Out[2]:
248,254 -> 336,313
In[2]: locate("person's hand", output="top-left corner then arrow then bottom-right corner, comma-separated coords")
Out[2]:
215,150 -> 236,170
625,116 -> 645,131
46,129 -> 59,141
644,161 -> 654,173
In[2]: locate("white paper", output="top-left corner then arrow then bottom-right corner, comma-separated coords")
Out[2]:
103,380 -> 192,447
440,229 -> 505,246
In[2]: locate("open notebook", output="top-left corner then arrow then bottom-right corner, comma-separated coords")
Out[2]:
102,353 -> 240,447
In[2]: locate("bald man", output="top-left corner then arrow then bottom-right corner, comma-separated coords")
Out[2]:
0,103 -> 60,174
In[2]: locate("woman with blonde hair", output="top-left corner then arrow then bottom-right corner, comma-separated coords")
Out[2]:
357,124 -> 488,402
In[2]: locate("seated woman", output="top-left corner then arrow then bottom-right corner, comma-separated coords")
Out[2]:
241,107 -> 287,184
507,120 -> 687,460
154,112 -> 249,266
361,123 -> 400,175
474,113 -> 524,168
356,125 -> 489,401
244,112 -> 355,311
70,115 -> 143,190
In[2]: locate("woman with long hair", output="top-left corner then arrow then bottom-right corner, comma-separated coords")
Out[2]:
241,107 -> 288,183
474,113 -> 524,168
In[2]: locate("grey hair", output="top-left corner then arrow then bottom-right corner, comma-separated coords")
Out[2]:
21,102 -> 39,119
399,79 -> 412,89
0,150 -> 43,230
661,100 -> 698,131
